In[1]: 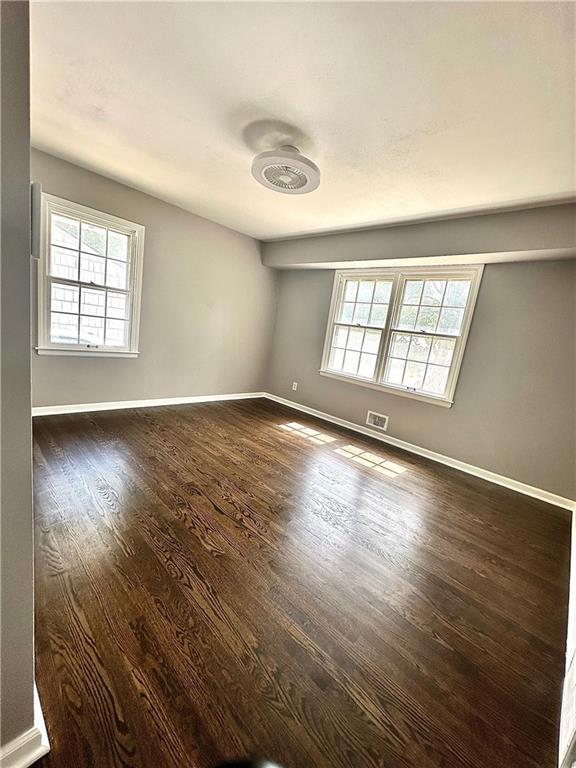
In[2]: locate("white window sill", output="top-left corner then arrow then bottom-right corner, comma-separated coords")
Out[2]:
318,369 -> 453,408
35,347 -> 139,359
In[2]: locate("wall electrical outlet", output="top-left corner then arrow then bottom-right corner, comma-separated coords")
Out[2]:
292,381 -> 298,391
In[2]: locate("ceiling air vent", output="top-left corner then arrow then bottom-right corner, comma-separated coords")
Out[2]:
366,411 -> 389,432
251,145 -> 320,194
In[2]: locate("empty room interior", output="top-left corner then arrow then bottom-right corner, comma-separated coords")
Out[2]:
1,2 -> 576,768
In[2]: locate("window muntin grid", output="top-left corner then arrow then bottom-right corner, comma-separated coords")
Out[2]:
47,211 -> 132,349
383,332 -> 456,396
394,278 -> 470,336
326,278 -> 392,379
321,268 -> 482,405
381,276 -> 472,396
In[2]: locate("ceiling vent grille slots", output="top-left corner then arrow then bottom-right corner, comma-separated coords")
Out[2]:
366,411 -> 389,432
251,145 -> 320,194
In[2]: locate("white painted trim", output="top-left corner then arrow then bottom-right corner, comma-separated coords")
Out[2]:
33,685 -> 49,762
32,392 -> 267,417
318,369 -> 454,407
31,390 -> 575,512
264,393 -> 576,512
320,265 -> 483,407
0,687 -> 49,768
35,347 -> 139,358
37,192 -> 145,357
0,728 -> 47,768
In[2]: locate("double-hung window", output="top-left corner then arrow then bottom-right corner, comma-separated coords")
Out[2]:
321,266 -> 483,406
37,194 -> 145,357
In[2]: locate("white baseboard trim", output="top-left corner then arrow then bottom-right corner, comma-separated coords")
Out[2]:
31,390 -> 575,512
0,686 -> 49,768
264,393 -> 576,512
32,392 -> 267,417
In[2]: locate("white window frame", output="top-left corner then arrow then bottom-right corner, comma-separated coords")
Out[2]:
320,265 -> 484,407
37,194 -> 145,358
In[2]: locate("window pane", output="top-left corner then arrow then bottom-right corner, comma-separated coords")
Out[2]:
107,291 -> 128,320
344,280 -> 358,302
327,270 -> 477,397
343,350 -> 360,374
429,337 -> 456,366
374,281 -> 392,303
50,312 -> 78,344
358,353 -> 377,378
81,222 -> 106,256
353,303 -> 370,325
369,303 -> 388,327
385,358 -> 405,385
403,361 -> 426,389
50,246 -> 79,280
106,259 -> 128,290
421,280 -> 446,306
437,307 -> 464,335
391,333 -> 410,359
347,328 -> 364,351
397,306 -> 417,330
416,306 -> 440,333
357,281 -> 374,303
403,280 -> 423,305
80,287 -> 106,317
107,231 -> 129,262
80,253 -> 106,284
329,347 -> 345,371
445,280 -> 470,307
105,319 -> 127,347
423,365 -> 449,395
339,302 -> 354,323
51,214 -> 79,249
362,329 -> 381,354
79,316 -> 104,345
407,336 -> 431,362
51,283 -> 79,314
333,326 -> 348,348
44,201 -> 139,354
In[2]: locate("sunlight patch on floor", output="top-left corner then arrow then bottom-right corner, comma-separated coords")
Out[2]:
334,444 -> 407,478
279,422 -> 337,445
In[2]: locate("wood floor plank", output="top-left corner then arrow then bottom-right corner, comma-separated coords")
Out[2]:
33,399 -> 570,768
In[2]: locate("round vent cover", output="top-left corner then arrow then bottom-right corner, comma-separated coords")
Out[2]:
251,146 -> 320,194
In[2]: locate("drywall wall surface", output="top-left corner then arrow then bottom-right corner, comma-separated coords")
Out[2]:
31,150 -> 278,407
262,203 -> 576,268
0,0 -> 35,747
266,261 -> 576,499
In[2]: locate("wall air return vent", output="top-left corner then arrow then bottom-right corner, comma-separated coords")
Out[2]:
366,411 -> 389,432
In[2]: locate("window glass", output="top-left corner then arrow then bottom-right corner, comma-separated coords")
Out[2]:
41,197 -> 143,354
325,278 -> 393,378
323,270 -> 479,403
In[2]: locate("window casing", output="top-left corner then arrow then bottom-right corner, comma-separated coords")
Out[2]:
320,266 -> 483,407
37,194 -> 145,357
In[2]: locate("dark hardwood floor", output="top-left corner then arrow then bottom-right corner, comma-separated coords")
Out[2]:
33,398 -> 570,768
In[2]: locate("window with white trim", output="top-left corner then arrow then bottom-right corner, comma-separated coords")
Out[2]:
37,194 -> 145,357
321,266 -> 483,406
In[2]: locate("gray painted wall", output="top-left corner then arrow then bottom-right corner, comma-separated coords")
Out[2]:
31,150 -> 278,407
1,0 -> 35,747
262,203 -> 576,268
29,155 -> 576,501
266,262 -> 576,499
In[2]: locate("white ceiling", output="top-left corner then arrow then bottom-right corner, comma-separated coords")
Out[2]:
31,2 -> 575,240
